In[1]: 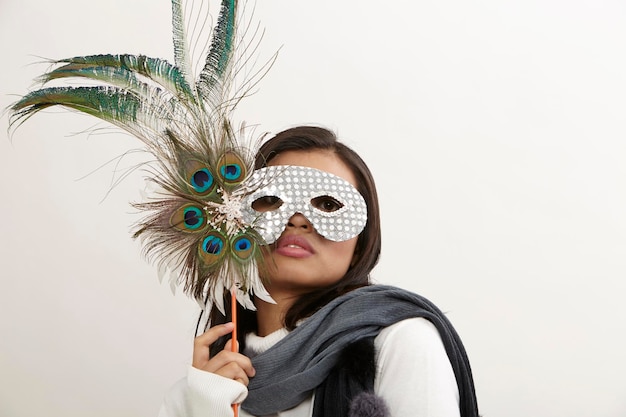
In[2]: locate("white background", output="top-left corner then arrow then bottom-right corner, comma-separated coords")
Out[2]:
1,1 -> 625,416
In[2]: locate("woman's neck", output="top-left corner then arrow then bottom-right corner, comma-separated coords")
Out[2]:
254,291 -> 299,336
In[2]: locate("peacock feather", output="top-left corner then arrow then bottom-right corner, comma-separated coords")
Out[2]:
8,0 -> 276,313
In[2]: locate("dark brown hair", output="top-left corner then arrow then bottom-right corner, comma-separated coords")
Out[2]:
206,126 -> 381,354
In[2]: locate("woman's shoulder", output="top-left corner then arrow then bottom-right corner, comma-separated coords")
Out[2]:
375,317 -> 445,353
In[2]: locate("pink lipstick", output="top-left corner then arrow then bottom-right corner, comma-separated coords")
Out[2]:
275,235 -> 315,258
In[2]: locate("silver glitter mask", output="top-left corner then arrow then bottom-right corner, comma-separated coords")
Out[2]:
241,165 -> 368,243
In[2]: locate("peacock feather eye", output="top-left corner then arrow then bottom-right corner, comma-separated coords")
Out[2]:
191,168 -> 214,193
217,152 -> 246,185
232,234 -> 254,260
199,232 -> 227,265
170,204 -> 206,232
183,206 -> 204,229
184,159 -> 216,196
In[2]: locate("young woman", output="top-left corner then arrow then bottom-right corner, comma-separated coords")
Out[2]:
159,126 -> 479,417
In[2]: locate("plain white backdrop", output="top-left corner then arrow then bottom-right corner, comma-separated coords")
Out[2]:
1,1 -> 625,416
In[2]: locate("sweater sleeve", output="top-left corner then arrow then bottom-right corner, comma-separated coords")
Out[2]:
374,317 -> 460,417
158,366 -> 249,417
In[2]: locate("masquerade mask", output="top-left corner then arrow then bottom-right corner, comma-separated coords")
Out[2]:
242,165 -> 368,243
8,0 -> 371,316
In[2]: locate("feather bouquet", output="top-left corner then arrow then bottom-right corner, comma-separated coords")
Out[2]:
8,0 -> 276,316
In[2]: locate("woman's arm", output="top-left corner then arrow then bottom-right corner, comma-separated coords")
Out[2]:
158,323 -> 253,417
374,317 -> 461,417
158,367 -> 248,417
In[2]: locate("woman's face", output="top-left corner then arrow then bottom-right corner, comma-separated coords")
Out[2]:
259,149 -> 359,299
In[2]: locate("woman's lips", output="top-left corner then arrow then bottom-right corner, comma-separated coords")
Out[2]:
274,235 -> 315,258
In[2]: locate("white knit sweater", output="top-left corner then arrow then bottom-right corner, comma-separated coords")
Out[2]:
158,317 -> 460,417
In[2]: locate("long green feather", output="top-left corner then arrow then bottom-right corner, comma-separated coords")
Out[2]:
37,64 -> 196,126
171,0 -> 194,90
11,86 -> 139,124
198,0 -> 237,95
42,66 -> 156,100
9,86 -> 183,150
42,55 -> 195,101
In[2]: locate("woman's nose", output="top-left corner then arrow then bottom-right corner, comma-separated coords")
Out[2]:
287,212 -> 312,230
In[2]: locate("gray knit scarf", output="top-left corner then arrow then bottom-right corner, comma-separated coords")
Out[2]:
242,285 -> 479,417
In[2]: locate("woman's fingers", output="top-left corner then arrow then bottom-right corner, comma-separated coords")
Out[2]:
214,361 -> 251,386
205,350 -> 256,377
191,322 -> 255,386
194,322 -> 235,349
224,339 -> 238,352
192,322 -> 234,367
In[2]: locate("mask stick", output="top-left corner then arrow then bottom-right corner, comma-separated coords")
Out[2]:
231,285 -> 239,417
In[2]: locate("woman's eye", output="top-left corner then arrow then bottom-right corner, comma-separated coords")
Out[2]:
251,196 -> 283,212
311,196 -> 343,212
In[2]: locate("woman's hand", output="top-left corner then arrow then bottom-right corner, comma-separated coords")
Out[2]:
192,322 -> 256,386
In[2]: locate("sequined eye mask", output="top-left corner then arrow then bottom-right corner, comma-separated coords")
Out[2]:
241,165 -> 368,243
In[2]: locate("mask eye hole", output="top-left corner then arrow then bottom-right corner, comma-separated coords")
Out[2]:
311,196 -> 344,213
251,196 -> 283,212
